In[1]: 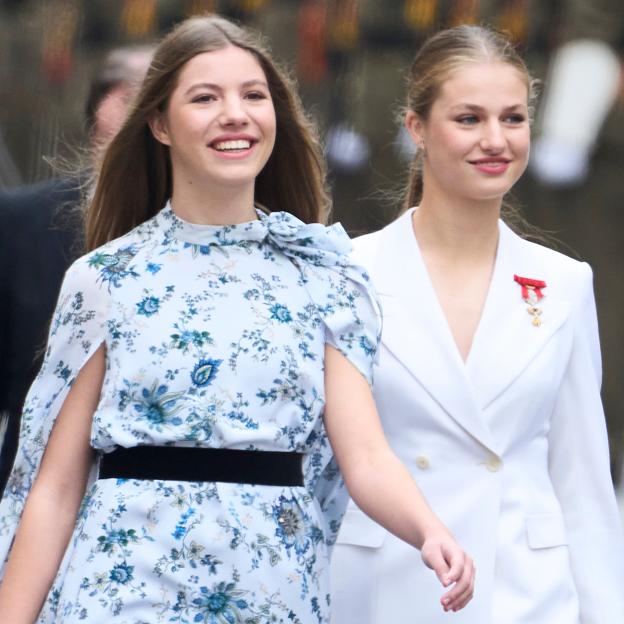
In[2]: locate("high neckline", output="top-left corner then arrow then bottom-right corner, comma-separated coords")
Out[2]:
159,201 -> 267,246
154,200 -> 355,267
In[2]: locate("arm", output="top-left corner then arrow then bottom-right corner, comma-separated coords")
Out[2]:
323,345 -> 474,613
0,344 -> 105,623
548,264 -> 624,623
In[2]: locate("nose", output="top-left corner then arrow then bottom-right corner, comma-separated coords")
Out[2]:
480,120 -> 505,152
219,94 -> 249,127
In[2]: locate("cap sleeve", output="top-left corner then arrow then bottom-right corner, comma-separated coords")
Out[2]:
307,257 -> 381,386
262,213 -> 381,386
0,253 -> 110,571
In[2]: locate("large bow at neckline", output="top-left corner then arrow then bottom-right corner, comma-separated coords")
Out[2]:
259,210 -> 353,267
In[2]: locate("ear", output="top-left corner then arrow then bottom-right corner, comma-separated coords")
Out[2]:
148,111 -> 171,146
405,110 -> 424,147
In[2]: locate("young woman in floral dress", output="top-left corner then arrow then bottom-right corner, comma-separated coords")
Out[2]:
0,15 -> 473,623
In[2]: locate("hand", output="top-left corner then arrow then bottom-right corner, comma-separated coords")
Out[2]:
421,529 -> 475,612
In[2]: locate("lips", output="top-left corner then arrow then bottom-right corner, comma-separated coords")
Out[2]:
468,158 -> 511,174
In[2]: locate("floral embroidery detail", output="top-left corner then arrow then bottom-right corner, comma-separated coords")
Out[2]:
170,325 -> 214,353
136,295 -> 160,317
132,381 -> 185,428
109,562 -> 134,584
191,582 -> 249,622
96,527 -> 139,555
191,358 -> 222,388
270,303 -> 292,323
359,335 -> 376,356
273,496 -> 311,556
88,245 -> 140,290
184,242 -> 213,257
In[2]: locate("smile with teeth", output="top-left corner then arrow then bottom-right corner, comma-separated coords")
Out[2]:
213,139 -> 252,151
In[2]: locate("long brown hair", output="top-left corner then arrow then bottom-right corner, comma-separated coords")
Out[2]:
403,25 -> 537,212
86,15 -> 329,251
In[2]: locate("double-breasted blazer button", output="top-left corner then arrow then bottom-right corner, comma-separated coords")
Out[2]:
485,455 -> 503,472
415,455 -> 430,470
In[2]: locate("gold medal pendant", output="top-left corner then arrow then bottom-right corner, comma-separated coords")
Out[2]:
514,276 -> 547,328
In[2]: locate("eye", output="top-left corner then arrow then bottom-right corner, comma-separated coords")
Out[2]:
503,113 -> 526,124
191,93 -> 216,104
245,90 -> 269,101
456,114 -> 479,125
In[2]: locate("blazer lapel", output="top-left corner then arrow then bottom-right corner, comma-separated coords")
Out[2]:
373,211 -> 501,454
466,222 -> 571,410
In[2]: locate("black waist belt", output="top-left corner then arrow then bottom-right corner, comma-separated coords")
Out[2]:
98,446 -> 304,487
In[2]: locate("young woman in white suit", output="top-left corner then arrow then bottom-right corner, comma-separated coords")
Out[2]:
330,25 -> 624,624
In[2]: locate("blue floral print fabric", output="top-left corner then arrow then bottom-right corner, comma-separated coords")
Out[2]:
0,203 -> 380,623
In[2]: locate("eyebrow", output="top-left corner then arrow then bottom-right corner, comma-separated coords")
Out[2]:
185,79 -> 269,96
449,103 -> 526,113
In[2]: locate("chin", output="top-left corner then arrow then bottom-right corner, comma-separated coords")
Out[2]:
472,179 -> 518,201
211,174 -> 259,189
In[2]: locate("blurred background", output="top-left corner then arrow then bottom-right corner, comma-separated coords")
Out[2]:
0,0 -> 623,501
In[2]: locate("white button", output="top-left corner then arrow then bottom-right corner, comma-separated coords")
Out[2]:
485,455 -> 502,472
415,455 -> 430,470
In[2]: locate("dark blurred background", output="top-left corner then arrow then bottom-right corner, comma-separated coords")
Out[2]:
1,0 -> 623,496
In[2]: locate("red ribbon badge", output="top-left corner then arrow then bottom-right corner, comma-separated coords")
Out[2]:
514,275 -> 547,326
513,275 -> 546,300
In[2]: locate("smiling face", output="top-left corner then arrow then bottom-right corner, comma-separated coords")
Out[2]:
407,61 -> 530,206
150,45 -> 276,195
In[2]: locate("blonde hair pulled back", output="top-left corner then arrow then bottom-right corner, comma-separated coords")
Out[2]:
404,24 -> 536,210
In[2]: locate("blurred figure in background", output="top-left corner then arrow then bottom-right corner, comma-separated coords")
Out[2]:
526,0 -> 624,486
0,45 -> 152,495
531,0 -> 621,187
86,46 -> 154,154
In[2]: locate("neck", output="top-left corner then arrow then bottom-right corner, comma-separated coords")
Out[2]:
170,175 -> 257,225
413,192 -> 501,262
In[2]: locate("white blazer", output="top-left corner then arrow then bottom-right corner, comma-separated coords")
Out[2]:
330,209 -> 624,624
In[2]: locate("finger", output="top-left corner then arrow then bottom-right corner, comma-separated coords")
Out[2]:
442,543 -> 465,585
442,559 -> 475,612
422,547 -> 451,586
453,586 -> 475,612
445,578 -> 474,612
441,582 -> 466,611
440,556 -> 473,606
449,580 -> 475,612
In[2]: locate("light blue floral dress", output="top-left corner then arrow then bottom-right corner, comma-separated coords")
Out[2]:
0,203 -> 380,623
